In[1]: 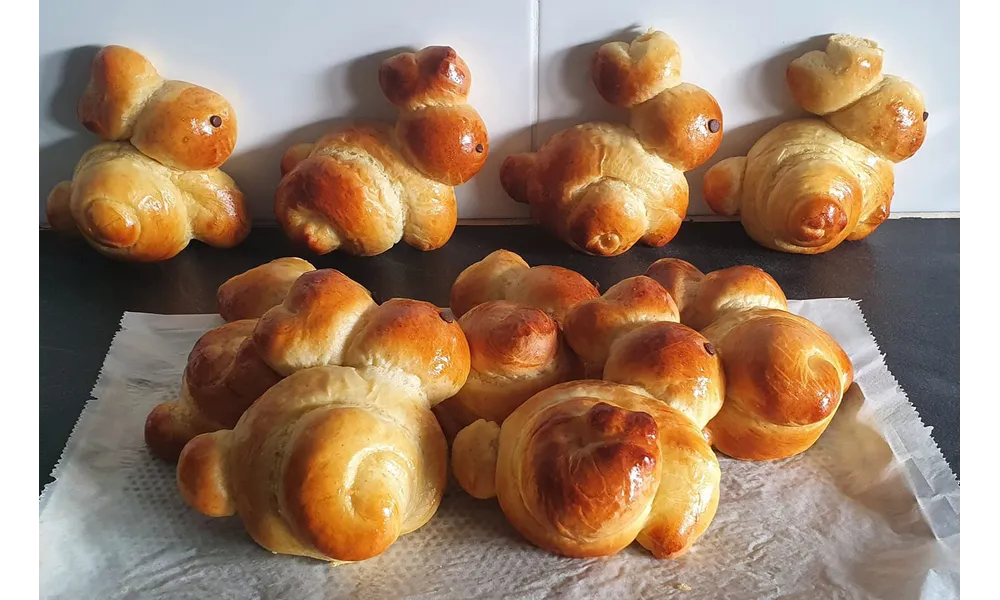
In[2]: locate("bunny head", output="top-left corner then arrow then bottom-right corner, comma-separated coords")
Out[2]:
787,34 -> 927,163
379,46 -> 489,185
592,30 -> 724,171
78,45 -> 238,171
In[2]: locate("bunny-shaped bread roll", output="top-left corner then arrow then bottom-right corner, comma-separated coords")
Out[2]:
275,46 -> 488,256
46,46 -> 249,261
646,258 -> 854,459
433,250 -> 598,440
145,265 -> 470,461
451,380 -> 721,559
217,257 -> 316,322
502,30 -> 723,256
175,276 -> 469,562
703,35 -> 927,254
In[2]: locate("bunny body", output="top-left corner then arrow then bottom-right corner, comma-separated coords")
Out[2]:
46,45 -> 248,261
703,35 -> 927,254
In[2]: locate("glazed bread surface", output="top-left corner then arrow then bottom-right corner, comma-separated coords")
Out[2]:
644,258 -> 854,459
274,46 -> 489,256
436,250 -> 597,437
562,275 -> 680,377
178,366 -> 448,562
449,249 -> 599,323
173,266 -> 471,562
502,30 -> 723,256
703,34 -> 926,254
47,45 -> 248,261
146,265 -> 469,461
451,380 -> 721,559
217,257 -> 316,322
47,142 -> 249,262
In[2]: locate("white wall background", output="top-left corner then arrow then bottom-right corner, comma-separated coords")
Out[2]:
39,0 -> 959,225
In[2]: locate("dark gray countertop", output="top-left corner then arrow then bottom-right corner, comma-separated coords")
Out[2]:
39,220 -> 959,490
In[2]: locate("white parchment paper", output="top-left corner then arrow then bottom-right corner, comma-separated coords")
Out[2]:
39,300 -> 960,600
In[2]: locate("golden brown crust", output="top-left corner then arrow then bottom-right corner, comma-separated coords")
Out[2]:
151,265 -> 467,466
177,366 -> 449,562
131,81 -> 237,171
645,258 -> 788,331
395,104 -> 488,186
824,75 -> 926,163
345,298 -> 471,405
706,35 -> 921,254
702,156 -> 746,216
378,46 -> 472,110
503,29 -> 718,256
253,269 -> 378,375
503,122 -> 690,257
739,120 -> 894,254
176,430 -> 235,517
273,45 -> 484,256
499,153 -> 535,204
280,143 -> 314,177
562,276 -> 679,376
45,182 -> 80,234
144,319 -> 283,461
591,30 -> 682,108
217,258 -> 316,322
54,45 -> 246,262
52,143 -> 248,262
642,258 -> 852,460
252,268 -> 469,404
603,322 -> 724,430
440,250 -> 595,441
786,34 -> 884,116
525,401 -> 661,552
77,45 -> 162,140
274,152 -> 400,256
433,301 -> 581,439
629,83 -> 723,171
78,45 -> 238,171
449,249 -> 599,322
471,380 -> 720,559
702,309 -> 854,460
450,419 -> 500,499
144,395 -> 223,462
183,321 -> 283,426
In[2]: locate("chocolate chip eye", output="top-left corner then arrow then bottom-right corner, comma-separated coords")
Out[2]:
210,115 -> 223,127
475,144 -> 484,153
707,119 -> 721,134
704,342 -> 716,356
922,111 -> 929,122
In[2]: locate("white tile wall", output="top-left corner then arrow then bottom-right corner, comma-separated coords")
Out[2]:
39,0 -> 958,224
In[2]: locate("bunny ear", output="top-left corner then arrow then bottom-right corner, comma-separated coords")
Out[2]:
379,46 -> 472,110
77,45 -> 162,140
786,34 -> 884,115
591,30 -> 682,108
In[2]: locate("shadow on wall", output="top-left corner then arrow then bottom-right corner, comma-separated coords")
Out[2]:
222,47 -> 412,222
39,45 -> 102,223
687,34 -> 830,214
533,26 -> 639,144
